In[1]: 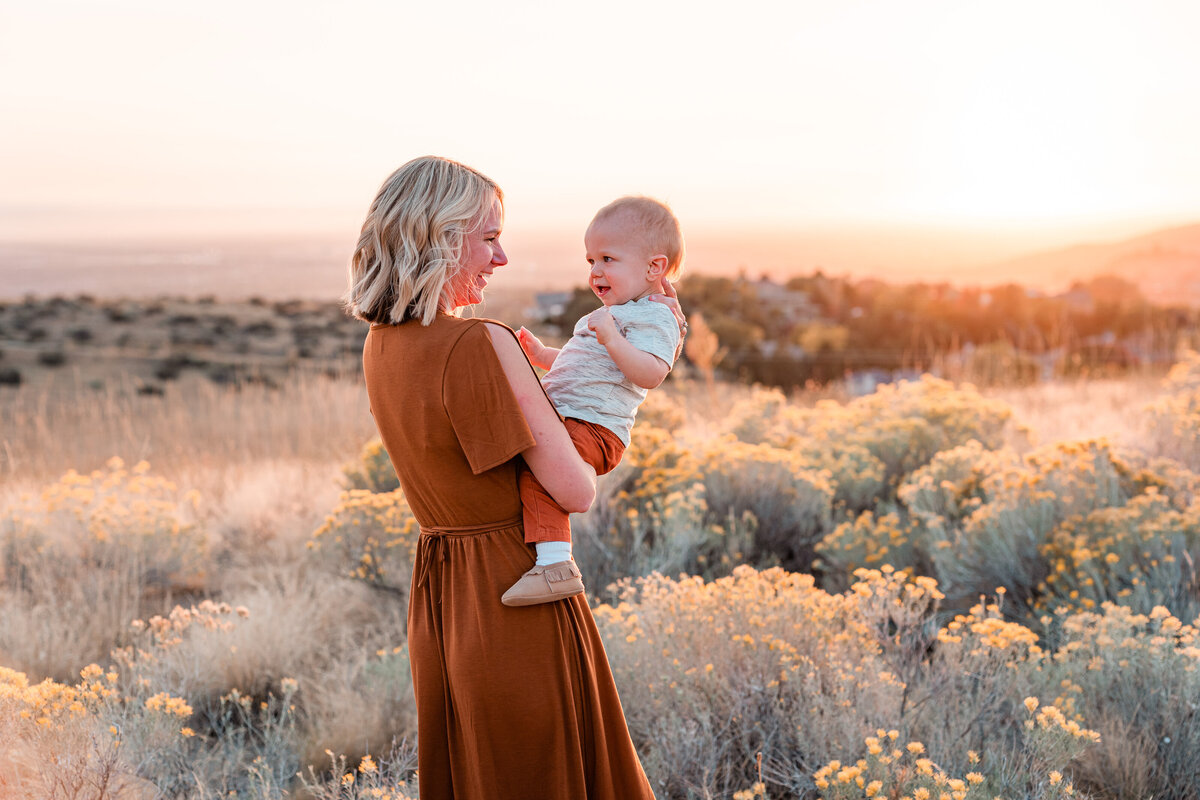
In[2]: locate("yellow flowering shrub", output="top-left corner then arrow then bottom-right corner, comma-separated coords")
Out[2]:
817,443 -> 889,516
0,632 -> 223,799
1038,490 -> 1200,620
341,438 -> 401,494
812,736 -> 996,800
598,566 -> 980,796
573,424 -> 735,594
103,600 -> 306,796
0,457 -> 207,678
697,436 -> 834,566
636,389 -> 688,433
849,567 -> 944,694
309,489 -> 419,594
301,746 -> 419,800
898,440 -> 1021,526
741,377 -> 1015,510
928,439 -> 1137,608
577,422 -> 837,593
0,663 -> 153,798
2,457 -> 204,590
813,727 -> 1086,800
820,441 -> 1017,585
1162,350 -> 1200,394
597,565 -> 1113,797
726,386 -> 794,445
816,511 -> 925,582
1147,388 -> 1200,470
1038,602 -> 1200,799
597,565 -> 900,796
1145,352 -> 1200,472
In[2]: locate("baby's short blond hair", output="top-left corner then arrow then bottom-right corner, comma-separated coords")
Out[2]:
589,196 -> 685,282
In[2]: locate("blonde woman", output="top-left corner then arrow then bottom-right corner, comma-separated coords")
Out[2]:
346,156 -> 676,799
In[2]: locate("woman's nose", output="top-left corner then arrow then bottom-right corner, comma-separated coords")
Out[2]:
492,244 -> 508,266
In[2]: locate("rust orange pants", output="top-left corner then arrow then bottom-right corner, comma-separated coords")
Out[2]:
519,417 -> 625,544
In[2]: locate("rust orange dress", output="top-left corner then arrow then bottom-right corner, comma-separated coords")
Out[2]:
363,314 -> 655,800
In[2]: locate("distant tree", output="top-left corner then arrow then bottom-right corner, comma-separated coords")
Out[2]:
796,321 -> 849,354
683,312 -> 725,401
1086,274 -> 1143,307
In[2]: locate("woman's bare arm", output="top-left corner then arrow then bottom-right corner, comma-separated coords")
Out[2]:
484,323 -> 596,512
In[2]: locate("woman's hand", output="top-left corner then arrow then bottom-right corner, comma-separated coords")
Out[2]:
648,280 -> 687,339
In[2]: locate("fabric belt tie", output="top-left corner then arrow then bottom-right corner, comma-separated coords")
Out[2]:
414,516 -> 522,589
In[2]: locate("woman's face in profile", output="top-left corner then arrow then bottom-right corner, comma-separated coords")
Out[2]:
449,197 -> 507,308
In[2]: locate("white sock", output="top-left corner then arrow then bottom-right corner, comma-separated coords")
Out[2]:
535,540 -> 572,566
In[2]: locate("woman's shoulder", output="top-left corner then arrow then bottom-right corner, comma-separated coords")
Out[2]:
366,314 -> 522,367
451,316 -> 516,344
369,313 -> 510,337
442,317 -> 524,366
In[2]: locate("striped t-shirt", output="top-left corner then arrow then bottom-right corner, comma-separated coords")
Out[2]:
540,296 -> 681,446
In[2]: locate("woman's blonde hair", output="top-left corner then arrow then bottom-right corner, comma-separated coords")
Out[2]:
345,156 -> 502,325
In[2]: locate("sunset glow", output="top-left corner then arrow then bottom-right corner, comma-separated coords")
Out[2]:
2,0 -> 1199,258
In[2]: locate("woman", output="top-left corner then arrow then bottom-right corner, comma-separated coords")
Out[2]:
345,156 -> 677,799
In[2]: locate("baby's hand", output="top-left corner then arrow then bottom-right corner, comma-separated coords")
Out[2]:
587,308 -> 620,345
516,326 -> 545,362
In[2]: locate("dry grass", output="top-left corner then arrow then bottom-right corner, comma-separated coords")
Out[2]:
0,371 -> 374,485
981,374 -> 1164,451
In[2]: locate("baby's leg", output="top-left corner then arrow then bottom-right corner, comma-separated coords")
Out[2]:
519,418 -> 626,547
504,420 -> 625,607
518,465 -> 572,546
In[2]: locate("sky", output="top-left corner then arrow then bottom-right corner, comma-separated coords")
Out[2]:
3,0 -> 1200,271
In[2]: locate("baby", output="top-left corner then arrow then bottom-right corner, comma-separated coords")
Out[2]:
502,196 -> 684,606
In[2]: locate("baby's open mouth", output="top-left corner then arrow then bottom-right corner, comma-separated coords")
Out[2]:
593,285 -> 610,297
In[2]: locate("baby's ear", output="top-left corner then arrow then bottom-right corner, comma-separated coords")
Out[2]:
646,255 -> 668,280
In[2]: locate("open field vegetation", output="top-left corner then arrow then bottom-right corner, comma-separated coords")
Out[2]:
3,293 -> 1200,798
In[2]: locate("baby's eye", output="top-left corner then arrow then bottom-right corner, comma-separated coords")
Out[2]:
603,256 -> 613,262
586,258 -> 594,265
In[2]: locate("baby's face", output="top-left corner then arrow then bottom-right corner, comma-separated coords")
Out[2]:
583,215 -> 659,307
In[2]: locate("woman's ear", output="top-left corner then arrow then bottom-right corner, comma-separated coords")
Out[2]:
646,255 -> 668,281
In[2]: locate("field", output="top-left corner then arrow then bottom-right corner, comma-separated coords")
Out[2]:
2,297 -> 1200,800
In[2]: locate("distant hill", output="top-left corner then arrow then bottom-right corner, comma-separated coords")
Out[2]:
4,220 -> 1200,303
977,222 -> 1200,305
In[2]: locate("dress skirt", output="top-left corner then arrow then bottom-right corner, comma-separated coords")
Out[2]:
408,518 -> 656,800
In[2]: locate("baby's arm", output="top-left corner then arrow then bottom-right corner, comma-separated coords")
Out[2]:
587,308 -> 670,389
516,327 -> 560,370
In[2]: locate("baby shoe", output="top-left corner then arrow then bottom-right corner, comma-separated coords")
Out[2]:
501,560 -> 585,607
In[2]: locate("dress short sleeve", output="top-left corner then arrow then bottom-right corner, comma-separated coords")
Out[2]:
442,322 -> 537,475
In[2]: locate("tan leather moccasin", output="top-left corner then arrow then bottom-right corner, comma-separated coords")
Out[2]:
501,560 -> 585,607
